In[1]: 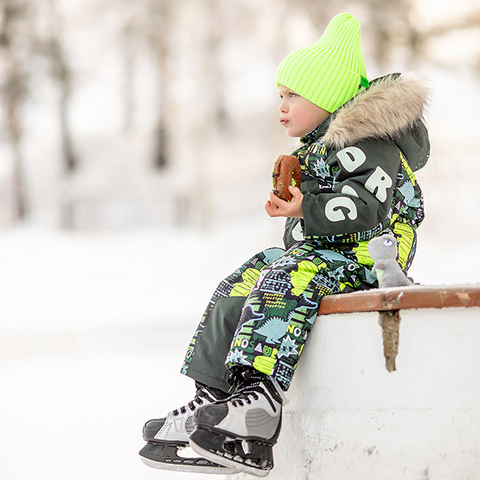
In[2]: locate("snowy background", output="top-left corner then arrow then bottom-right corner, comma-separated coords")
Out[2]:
1,0 -> 480,479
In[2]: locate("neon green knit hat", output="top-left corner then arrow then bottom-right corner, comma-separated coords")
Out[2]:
275,12 -> 368,113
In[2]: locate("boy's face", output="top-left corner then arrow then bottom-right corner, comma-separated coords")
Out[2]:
278,85 -> 330,138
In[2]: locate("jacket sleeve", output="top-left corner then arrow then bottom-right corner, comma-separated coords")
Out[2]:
301,139 -> 401,239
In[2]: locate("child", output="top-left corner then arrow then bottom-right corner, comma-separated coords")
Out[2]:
139,12 -> 430,477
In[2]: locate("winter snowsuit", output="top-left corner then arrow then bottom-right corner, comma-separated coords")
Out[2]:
181,73 -> 430,392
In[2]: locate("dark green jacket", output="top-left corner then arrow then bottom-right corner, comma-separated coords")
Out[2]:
283,73 -> 430,270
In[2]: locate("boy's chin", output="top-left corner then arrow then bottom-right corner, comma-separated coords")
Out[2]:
287,127 -> 313,138
286,130 -> 304,138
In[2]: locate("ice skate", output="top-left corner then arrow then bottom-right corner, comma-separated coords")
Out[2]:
189,368 -> 284,477
139,382 -> 235,474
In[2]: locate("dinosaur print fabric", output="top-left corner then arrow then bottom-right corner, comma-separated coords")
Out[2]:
181,243 -> 378,391
224,243 -> 377,390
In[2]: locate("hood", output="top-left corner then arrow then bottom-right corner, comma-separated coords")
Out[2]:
318,73 -> 431,171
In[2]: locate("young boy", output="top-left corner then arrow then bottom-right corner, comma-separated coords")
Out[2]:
139,12 -> 430,477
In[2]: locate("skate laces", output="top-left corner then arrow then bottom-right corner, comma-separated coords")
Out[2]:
226,367 -> 282,411
228,381 -> 278,413
172,386 -> 211,416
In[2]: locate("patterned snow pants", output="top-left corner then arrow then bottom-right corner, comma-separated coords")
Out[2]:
181,242 -> 378,392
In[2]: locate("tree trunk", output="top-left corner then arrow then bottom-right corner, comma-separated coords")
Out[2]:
0,1 -> 28,222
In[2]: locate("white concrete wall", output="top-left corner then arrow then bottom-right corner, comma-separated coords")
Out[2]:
232,307 -> 480,480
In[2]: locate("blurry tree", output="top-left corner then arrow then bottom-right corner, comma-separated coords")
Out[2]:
114,0 -> 230,172
1,0 -> 479,229
190,0 -> 226,228
200,0 -> 228,128
285,0 -> 480,71
145,0 -> 173,169
39,0 -> 78,173
115,0 -> 175,169
284,0 -> 331,30
103,1 -> 146,133
283,0 -> 413,69
0,0 -> 31,221
416,10 -> 480,70
120,19 -> 137,133
0,0 -> 77,224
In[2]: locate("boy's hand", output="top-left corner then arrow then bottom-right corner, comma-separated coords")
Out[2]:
265,186 -> 303,218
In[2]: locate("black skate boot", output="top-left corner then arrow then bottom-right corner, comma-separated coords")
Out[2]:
189,367 -> 285,477
139,382 -> 236,474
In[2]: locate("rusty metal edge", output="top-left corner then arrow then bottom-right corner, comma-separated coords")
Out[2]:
318,285 -> 480,315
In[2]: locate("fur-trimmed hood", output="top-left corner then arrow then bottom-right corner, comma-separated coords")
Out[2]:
318,73 -> 430,171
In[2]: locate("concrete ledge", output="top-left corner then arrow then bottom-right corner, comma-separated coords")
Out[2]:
232,284 -> 480,480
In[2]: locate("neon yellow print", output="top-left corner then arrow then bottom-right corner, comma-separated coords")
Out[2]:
352,241 -> 374,266
393,222 -> 415,269
264,293 -> 287,309
230,268 -> 261,297
290,260 -> 325,296
253,356 -> 275,375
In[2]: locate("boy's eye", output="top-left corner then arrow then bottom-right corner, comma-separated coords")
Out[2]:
290,92 -> 296,97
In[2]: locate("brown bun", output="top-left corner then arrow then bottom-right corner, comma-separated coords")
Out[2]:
272,154 -> 301,201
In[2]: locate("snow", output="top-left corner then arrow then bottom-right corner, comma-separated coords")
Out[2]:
0,217 -> 282,480
0,189 -> 479,479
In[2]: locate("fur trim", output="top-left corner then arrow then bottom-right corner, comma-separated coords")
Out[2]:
322,72 -> 430,149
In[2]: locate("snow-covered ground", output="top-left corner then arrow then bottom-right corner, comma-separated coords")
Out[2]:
0,193 -> 479,479
0,216 -> 283,480
0,331 -> 208,480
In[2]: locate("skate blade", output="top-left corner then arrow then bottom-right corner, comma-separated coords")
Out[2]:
189,437 -> 271,478
139,442 -> 236,475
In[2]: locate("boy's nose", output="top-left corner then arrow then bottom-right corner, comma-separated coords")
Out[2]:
279,101 -> 288,113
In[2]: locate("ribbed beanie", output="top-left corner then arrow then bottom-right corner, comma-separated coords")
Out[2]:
275,12 -> 368,113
